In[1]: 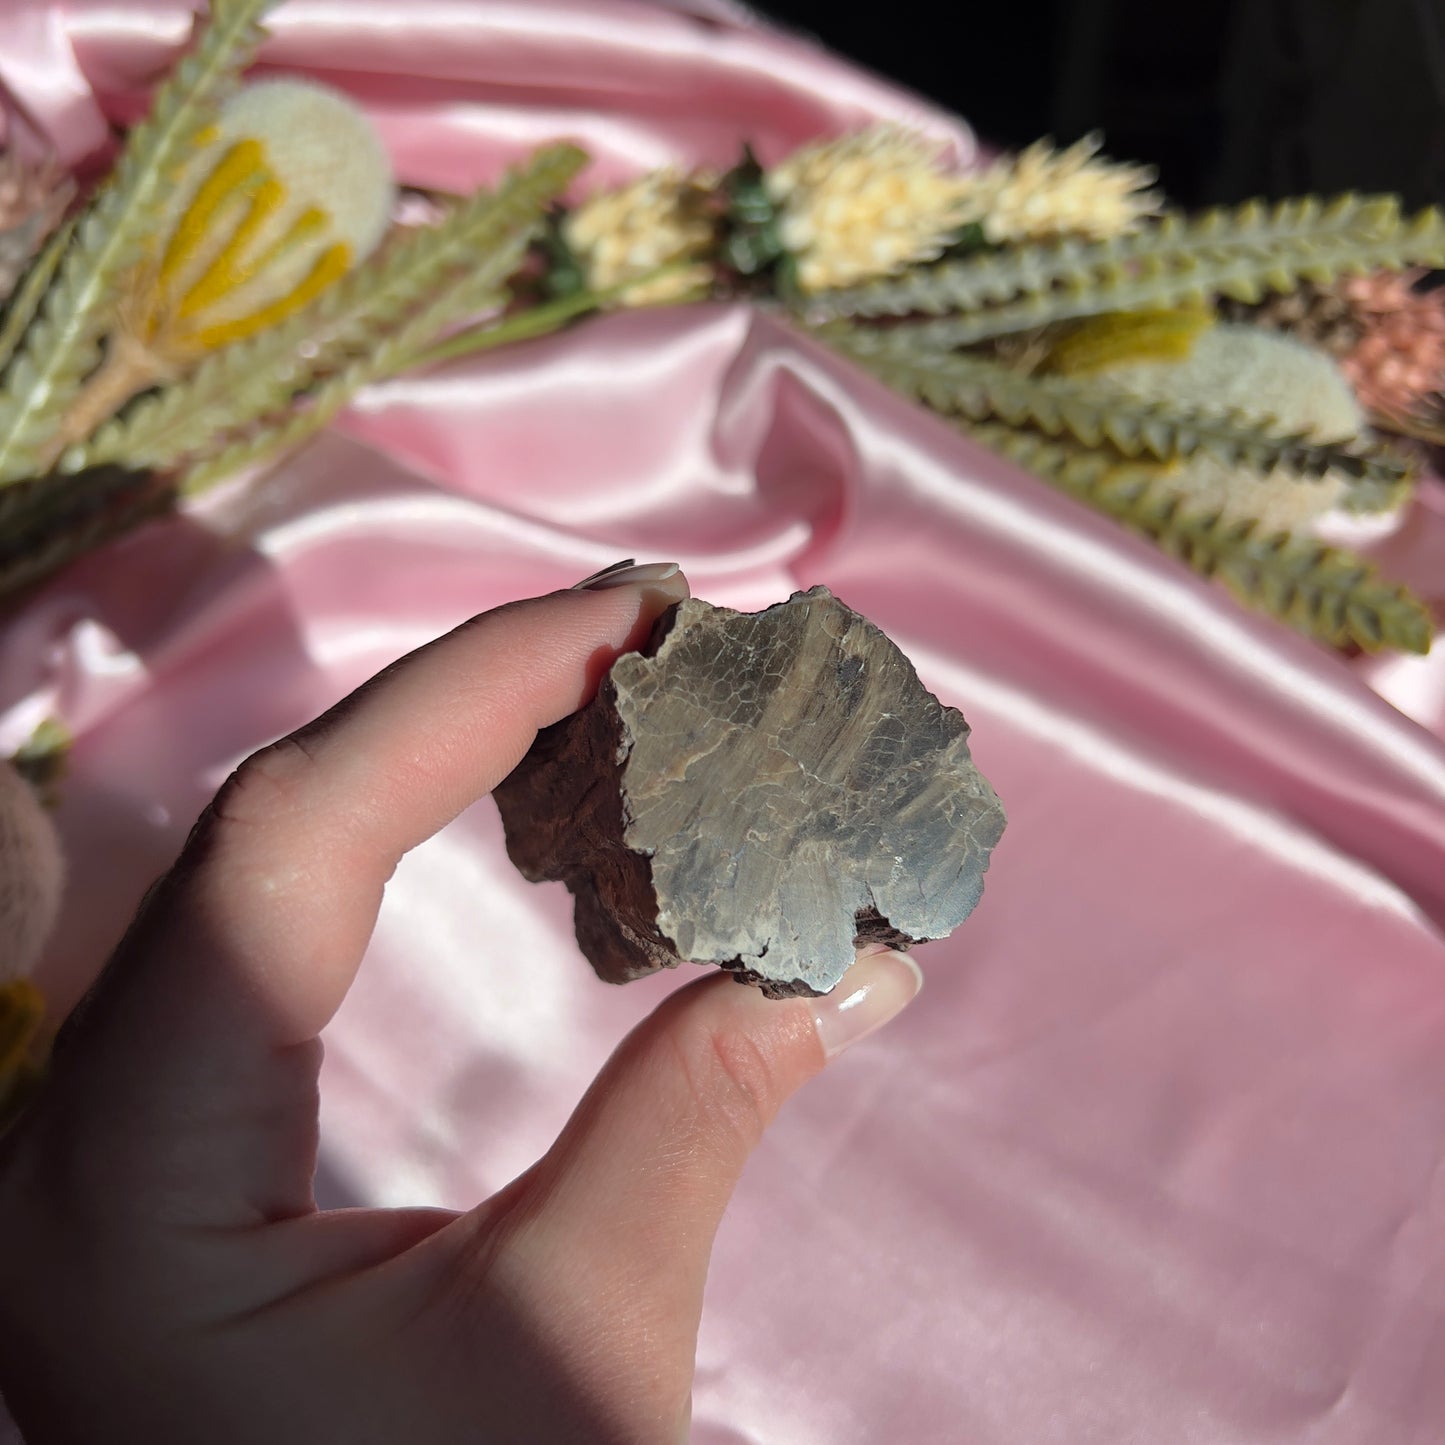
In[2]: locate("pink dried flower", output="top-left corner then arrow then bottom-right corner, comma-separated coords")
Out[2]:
1337,269 -> 1445,432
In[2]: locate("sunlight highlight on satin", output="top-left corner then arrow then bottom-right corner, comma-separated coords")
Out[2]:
908,643 -> 1427,922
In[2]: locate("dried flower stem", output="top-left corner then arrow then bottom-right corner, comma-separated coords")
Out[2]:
49,334 -> 173,464
403,269 -> 676,370
406,289 -> 602,368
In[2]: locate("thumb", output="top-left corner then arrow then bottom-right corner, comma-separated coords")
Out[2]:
447,946 -> 922,1418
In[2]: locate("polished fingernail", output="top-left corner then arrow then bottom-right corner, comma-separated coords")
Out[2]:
812,948 -> 923,1060
573,559 -> 680,590
572,558 -> 637,588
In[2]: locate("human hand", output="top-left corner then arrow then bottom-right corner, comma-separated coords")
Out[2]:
0,567 -> 922,1444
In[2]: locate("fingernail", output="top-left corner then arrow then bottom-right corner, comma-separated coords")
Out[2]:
572,560 -> 680,590
812,949 -> 923,1060
572,558 -> 637,588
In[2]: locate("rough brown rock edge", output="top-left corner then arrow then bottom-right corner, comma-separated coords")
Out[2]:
493,587 -> 1006,997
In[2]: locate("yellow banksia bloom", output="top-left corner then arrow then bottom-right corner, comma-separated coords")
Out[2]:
958,133 -> 1162,245
1095,324 -> 1366,532
152,80 -> 392,353
1044,306 -> 1216,375
765,125 -> 973,293
58,79 -> 393,451
564,169 -> 717,306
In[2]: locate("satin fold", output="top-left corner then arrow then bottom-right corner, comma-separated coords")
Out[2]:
2,6 -> 1444,1442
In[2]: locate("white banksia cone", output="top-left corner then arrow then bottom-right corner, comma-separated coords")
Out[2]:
764,125 -> 974,293
151,77 -> 394,349
958,133 -> 1162,245
564,169 -> 718,306
1096,324 -> 1366,532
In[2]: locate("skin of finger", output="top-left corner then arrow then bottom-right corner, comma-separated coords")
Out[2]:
418,970 -> 828,1432
146,579 -> 690,1049
0,571 -> 818,1445
0,581 -> 689,1237
0,1246 -> 639,1445
0,571 -> 745,1445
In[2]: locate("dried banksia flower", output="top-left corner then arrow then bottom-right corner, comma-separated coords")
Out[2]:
155,79 -> 393,345
0,150 -> 74,301
54,79 -> 393,456
957,133 -> 1162,245
1095,324 -> 1365,531
1336,269 -> 1445,433
765,125 -> 974,293
563,169 -> 718,306
1222,282 -> 1365,358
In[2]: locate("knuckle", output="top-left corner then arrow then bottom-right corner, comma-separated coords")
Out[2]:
672,1019 -> 782,1153
208,733 -> 320,830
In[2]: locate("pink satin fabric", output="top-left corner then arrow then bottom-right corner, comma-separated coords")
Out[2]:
4,6 -> 1445,1442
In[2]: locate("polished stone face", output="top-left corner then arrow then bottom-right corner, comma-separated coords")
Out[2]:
495,587 -> 1006,997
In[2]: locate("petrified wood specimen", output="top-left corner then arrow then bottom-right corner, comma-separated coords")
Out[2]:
494,587 -> 1005,997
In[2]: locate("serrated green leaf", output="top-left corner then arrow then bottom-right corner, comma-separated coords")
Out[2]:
805,194 -> 1445,346
0,467 -> 170,602
176,258 -> 509,494
0,217 -> 76,385
965,421 -> 1432,653
77,143 -> 586,476
831,338 -> 1410,488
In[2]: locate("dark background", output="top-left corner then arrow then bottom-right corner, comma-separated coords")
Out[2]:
760,0 -> 1445,208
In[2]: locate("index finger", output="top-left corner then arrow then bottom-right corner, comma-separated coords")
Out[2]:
104,570 -> 689,1054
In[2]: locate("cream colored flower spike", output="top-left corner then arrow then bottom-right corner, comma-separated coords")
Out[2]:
564,169 -> 717,306
765,126 -> 973,293
958,133 -> 1162,245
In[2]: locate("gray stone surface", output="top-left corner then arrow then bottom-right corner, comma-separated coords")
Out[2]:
494,587 -> 1006,997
